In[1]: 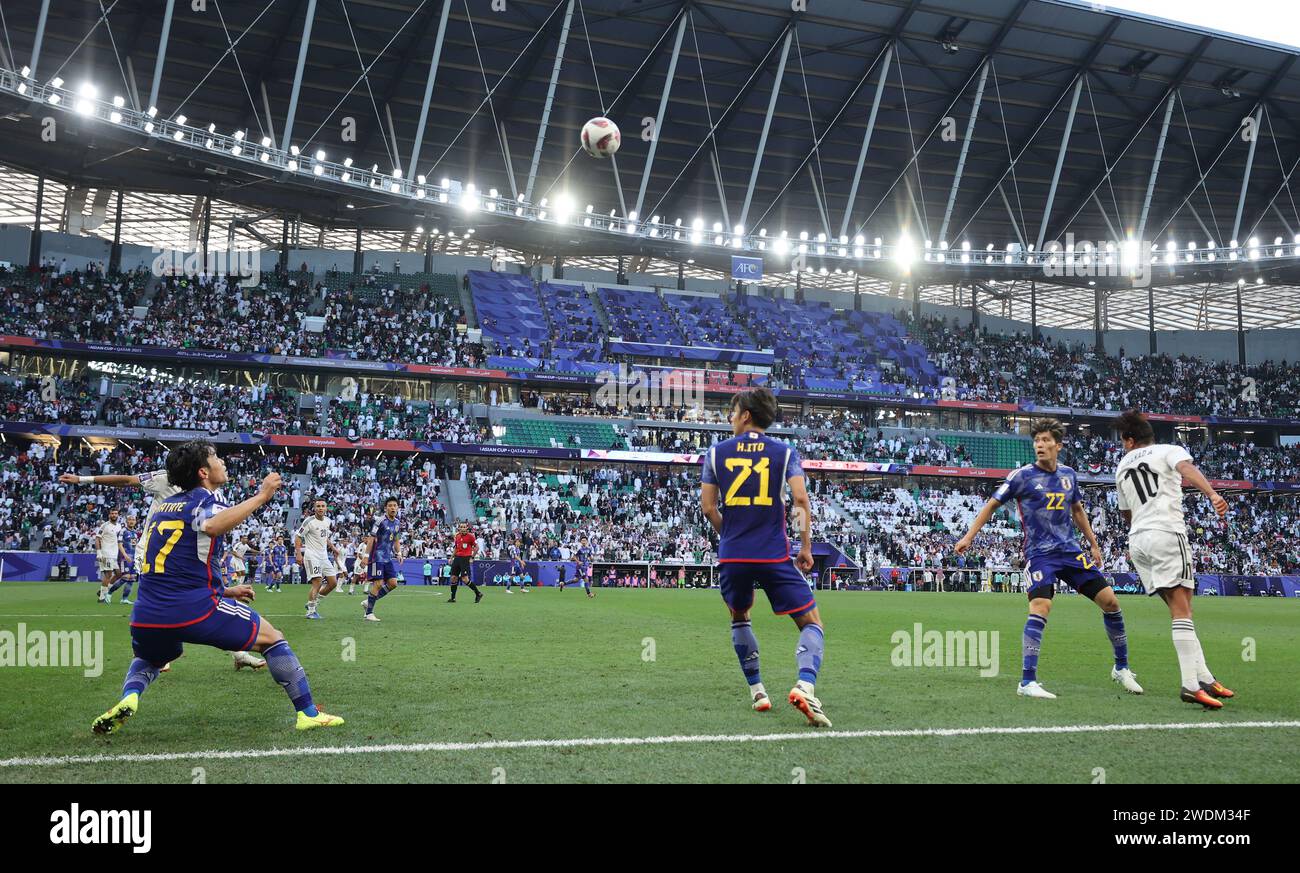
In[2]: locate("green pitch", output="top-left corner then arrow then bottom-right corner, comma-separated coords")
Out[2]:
1,582 -> 1297,783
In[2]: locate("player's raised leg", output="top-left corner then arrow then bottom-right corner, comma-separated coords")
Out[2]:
1160,586 -> 1232,708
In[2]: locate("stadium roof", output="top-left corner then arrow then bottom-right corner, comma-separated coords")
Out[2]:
3,0 -> 1300,328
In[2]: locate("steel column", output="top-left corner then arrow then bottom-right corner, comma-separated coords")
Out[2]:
738,27 -> 794,231
1136,92 -> 1177,244
28,0 -> 51,82
29,175 -> 44,269
279,0 -> 319,156
938,60 -> 990,246
1030,279 -> 1038,341
524,0 -> 576,202
1236,281 -> 1246,365
840,42 -> 893,239
109,191 -> 124,273
147,0 -> 176,111
1231,106 -> 1264,244
1000,185 -> 1028,249
1094,287 -> 1103,353
1036,75 -> 1083,253
634,10 -> 688,218
407,0 -> 454,182
1147,285 -> 1156,354
710,150 -> 732,229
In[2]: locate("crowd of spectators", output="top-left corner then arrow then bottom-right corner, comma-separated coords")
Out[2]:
0,374 -> 99,425
909,315 -> 1300,419
102,379 -> 309,434
5,266 -> 1300,422
319,394 -> 488,443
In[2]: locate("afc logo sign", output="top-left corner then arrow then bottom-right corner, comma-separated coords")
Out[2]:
731,256 -> 763,282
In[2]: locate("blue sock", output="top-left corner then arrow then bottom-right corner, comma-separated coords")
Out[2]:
121,657 -> 161,698
264,640 -> 317,715
120,580 -> 134,599
731,620 -> 762,687
795,623 -> 824,685
107,577 -> 129,595
1103,609 -> 1128,670
1022,614 -> 1047,684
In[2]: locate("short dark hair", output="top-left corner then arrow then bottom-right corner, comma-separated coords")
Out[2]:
1116,409 -> 1155,446
166,439 -> 217,491
384,496 -> 399,507
1030,417 -> 1065,444
313,498 -> 327,507
729,387 -> 780,430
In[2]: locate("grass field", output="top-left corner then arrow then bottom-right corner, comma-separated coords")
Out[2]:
1,581 -> 1297,783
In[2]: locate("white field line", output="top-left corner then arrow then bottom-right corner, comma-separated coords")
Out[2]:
3,720 -> 1299,769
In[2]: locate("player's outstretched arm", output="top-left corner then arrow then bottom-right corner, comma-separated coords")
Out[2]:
203,473 -> 281,538
700,483 -> 723,534
1175,459 -> 1229,517
955,497 -> 1001,554
59,473 -> 141,487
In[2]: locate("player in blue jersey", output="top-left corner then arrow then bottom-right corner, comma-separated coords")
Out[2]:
700,387 -> 830,727
362,497 -> 403,622
576,538 -> 594,599
503,537 -> 530,593
268,535 -> 288,591
105,515 -> 140,605
91,440 -> 344,734
956,418 -> 1143,699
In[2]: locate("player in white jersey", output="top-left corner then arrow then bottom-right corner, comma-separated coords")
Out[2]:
1114,410 -> 1234,709
349,537 -> 369,595
93,508 -> 125,603
295,498 -> 341,619
60,468 -> 266,670
231,534 -> 260,584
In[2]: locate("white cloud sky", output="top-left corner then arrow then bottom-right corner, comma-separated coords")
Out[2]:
1096,0 -> 1300,49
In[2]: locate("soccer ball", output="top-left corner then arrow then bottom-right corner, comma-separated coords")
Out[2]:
581,117 -> 621,159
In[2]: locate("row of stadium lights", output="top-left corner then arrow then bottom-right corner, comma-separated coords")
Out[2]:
25,76 -> 1300,274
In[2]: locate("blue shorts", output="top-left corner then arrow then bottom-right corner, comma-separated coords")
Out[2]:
369,559 -> 399,581
720,560 -> 816,617
130,598 -> 262,665
1025,550 -> 1108,600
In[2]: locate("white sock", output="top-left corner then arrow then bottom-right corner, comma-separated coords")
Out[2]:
796,679 -> 815,695
1189,624 -> 1215,684
1171,619 -> 1207,689
751,682 -> 767,700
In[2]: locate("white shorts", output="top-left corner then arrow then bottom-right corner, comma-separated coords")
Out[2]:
1129,529 -> 1194,595
304,553 -> 338,580
96,555 -> 118,574
231,558 -> 247,576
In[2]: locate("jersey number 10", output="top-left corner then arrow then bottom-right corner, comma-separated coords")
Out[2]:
1123,462 -> 1159,505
